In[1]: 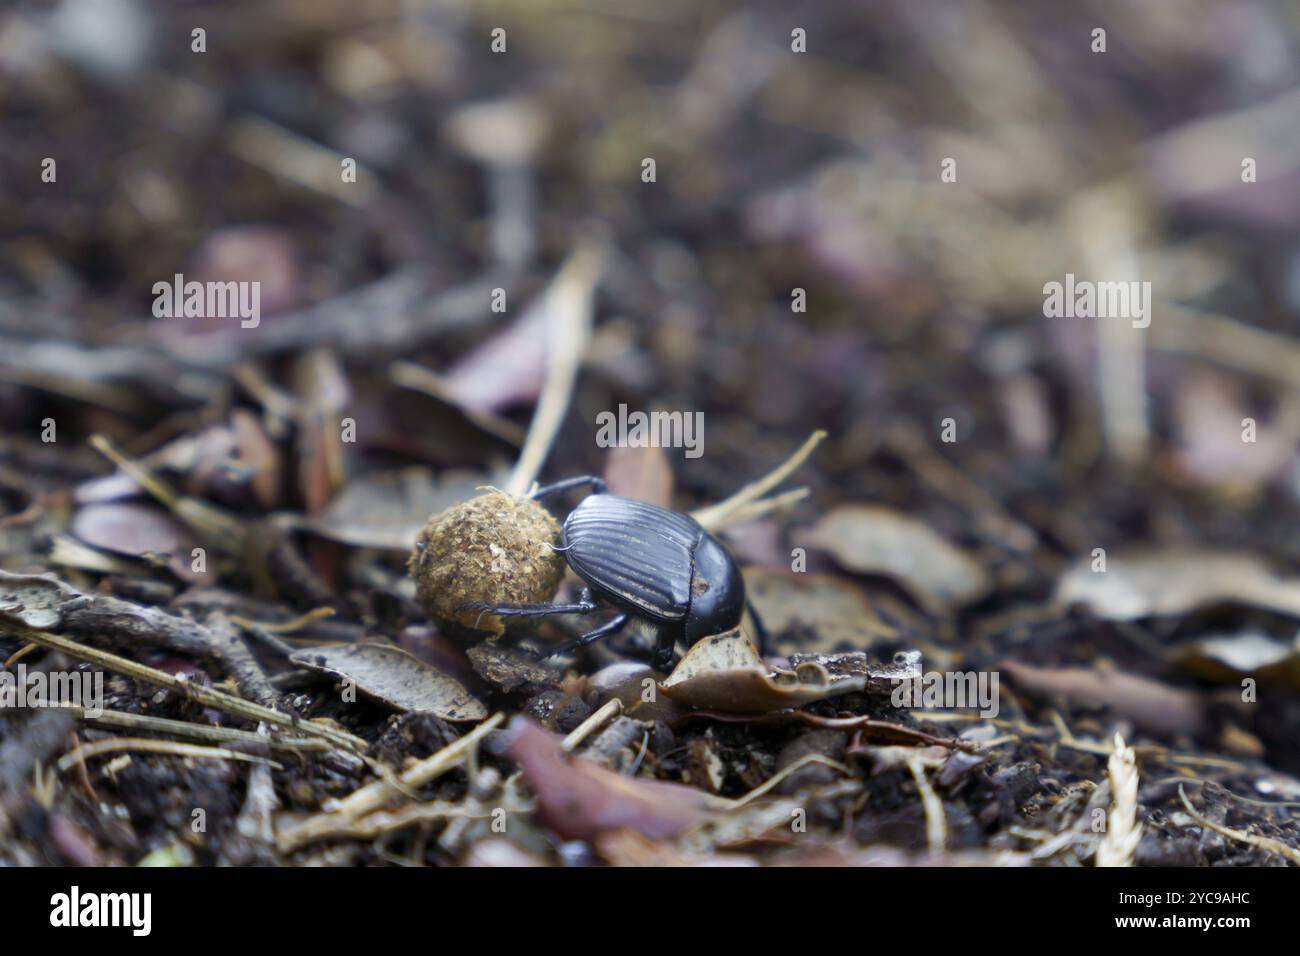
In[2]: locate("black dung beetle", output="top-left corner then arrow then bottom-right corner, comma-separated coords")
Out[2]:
459,476 -> 763,670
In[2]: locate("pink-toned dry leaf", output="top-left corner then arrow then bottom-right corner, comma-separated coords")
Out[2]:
231,408 -> 282,509
999,659 -> 1207,738
443,302 -> 548,413
71,503 -> 204,583
602,443 -> 674,507
190,225 -> 301,317
71,502 -> 189,559
1172,370 -> 1292,489
292,349 -> 350,514
502,717 -> 711,841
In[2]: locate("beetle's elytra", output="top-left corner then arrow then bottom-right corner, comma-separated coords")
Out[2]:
457,476 -> 755,669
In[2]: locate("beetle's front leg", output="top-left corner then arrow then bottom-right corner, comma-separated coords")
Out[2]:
650,624 -> 683,672
543,612 -> 629,659
745,597 -> 770,657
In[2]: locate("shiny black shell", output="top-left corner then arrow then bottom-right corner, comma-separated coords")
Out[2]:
561,494 -> 704,622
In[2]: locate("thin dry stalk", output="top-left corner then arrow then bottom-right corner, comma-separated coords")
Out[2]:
1096,732 -> 1142,867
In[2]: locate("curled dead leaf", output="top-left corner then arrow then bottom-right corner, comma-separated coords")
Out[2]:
658,627 -> 868,712
0,571 -> 80,629
71,502 -> 202,581
1173,631 -> 1300,689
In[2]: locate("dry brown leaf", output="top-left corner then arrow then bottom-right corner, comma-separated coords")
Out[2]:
658,627 -> 868,712
302,468 -> 488,551
808,505 -> 991,614
1056,549 -> 1300,621
745,568 -> 895,654
292,349 -> 350,515
289,643 -> 487,722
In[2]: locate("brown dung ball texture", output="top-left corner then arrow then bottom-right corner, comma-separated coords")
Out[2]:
408,491 -> 566,636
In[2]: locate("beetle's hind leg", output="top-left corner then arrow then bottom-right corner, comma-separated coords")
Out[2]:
528,475 -> 607,500
456,594 -> 599,629
543,612 -> 629,659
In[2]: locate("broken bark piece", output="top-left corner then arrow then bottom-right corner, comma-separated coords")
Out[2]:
467,641 -> 561,693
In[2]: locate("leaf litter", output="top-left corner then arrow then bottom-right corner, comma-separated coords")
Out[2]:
2,1 -> 1299,871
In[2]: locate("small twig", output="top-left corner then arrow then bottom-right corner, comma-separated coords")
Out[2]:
56,737 -> 282,773
710,487 -> 810,527
277,712 -> 505,853
3,642 -> 38,668
1096,733 -> 1141,867
228,606 -> 336,635
226,113 -> 378,209
505,240 -> 607,497
229,724 -> 279,863
683,709 -> 977,753
54,704 -> 328,753
692,430 -> 826,531
89,434 -> 247,553
0,618 -> 366,752
336,798 -> 534,841
1178,784 -> 1300,865
562,698 -> 622,751
205,612 -> 279,709
907,755 -> 947,854
721,753 -> 851,810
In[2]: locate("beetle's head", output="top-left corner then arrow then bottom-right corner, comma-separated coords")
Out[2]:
684,531 -> 745,645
